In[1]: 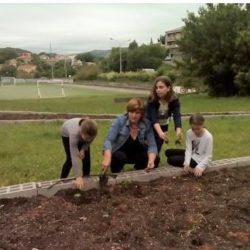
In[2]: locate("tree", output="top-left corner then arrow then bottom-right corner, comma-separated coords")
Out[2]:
75,64 -> 100,80
178,4 -> 250,96
128,40 -> 138,50
157,34 -> 166,45
0,47 -> 27,64
101,40 -> 166,72
32,55 -> 51,78
233,5 -> 250,95
76,52 -> 95,63
106,47 -> 128,72
126,43 -> 166,71
0,64 -> 17,77
53,60 -> 75,78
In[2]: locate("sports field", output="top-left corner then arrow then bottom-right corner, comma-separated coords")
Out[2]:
0,83 -> 144,100
0,83 -> 250,114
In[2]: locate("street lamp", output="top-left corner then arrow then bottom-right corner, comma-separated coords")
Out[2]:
110,38 -> 130,73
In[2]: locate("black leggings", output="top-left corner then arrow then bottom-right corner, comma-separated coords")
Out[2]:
61,136 -> 91,178
110,149 -> 148,173
165,149 -> 197,168
154,125 -> 168,168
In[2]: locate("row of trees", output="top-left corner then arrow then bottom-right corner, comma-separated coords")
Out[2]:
100,40 -> 167,72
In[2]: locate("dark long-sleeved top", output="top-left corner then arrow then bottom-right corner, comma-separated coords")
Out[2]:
145,95 -> 182,130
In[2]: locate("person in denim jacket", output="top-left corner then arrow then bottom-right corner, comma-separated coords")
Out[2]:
101,98 -> 158,173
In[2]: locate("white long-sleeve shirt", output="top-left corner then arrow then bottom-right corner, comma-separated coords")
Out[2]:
184,128 -> 213,169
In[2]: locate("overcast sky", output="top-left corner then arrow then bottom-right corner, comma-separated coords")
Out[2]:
0,3 -> 204,54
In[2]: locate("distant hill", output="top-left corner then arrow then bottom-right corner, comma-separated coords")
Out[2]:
0,47 -> 30,64
0,47 -> 111,66
0,47 -> 29,54
87,49 -> 110,58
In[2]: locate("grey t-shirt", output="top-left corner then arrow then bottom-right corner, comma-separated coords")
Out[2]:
61,118 -> 89,177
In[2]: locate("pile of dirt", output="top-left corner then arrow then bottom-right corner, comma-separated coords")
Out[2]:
0,167 -> 249,250
0,112 -> 115,121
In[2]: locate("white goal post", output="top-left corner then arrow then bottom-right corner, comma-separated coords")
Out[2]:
36,79 -> 66,98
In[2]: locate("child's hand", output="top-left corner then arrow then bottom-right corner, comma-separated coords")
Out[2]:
194,167 -> 204,177
146,161 -> 155,172
159,131 -> 166,141
183,164 -> 190,172
175,131 -> 183,145
74,176 -> 84,189
165,132 -> 169,144
79,149 -> 85,160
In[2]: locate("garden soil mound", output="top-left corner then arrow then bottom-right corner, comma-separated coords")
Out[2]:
0,167 -> 249,250
0,113 -> 114,121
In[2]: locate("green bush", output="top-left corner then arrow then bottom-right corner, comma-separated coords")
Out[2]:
157,64 -> 174,75
156,63 -> 177,82
75,64 -> 100,80
97,71 -> 156,83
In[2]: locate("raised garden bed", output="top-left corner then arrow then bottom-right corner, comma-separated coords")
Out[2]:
0,112 -> 116,121
1,111 -> 250,122
0,166 -> 249,250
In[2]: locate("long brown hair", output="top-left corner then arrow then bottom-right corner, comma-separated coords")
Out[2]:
149,76 -> 174,102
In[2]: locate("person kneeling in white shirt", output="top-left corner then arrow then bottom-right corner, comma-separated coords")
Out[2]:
165,113 -> 213,177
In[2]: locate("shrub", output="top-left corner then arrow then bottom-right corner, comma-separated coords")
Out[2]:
156,64 -> 177,82
97,71 -> 156,83
75,64 -> 100,80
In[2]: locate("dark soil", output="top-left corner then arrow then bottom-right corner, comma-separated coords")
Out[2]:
0,167 -> 249,250
1,112 -> 249,121
0,112 -> 115,121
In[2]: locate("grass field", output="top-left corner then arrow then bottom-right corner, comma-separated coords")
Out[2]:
0,83 -> 130,100
0,116 -> 250,187
0,84 -> 249,114
0,83 -> 249,187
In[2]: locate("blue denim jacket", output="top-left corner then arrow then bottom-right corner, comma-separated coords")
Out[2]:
103,114 -> 158,154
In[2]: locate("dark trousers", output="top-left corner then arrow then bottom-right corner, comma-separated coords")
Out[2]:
155,132 -> 164,153
165,149 -> 198,168
61,136 -> 91,178
154,125 -> 168,168
152,134 -> 163,168
110,149 -> 148,173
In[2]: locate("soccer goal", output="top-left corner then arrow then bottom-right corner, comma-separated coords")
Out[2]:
36,79 -> 66,98
1,77 -> 16,86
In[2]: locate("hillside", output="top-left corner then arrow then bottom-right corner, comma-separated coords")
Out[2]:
87,49 -> 110,58
0,47 -> 30,64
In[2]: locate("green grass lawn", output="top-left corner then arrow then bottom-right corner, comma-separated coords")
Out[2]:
0,88 -> 249,114
0,84 -> 144,113
0,84 -> 127,100
0,116 -> 249,187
